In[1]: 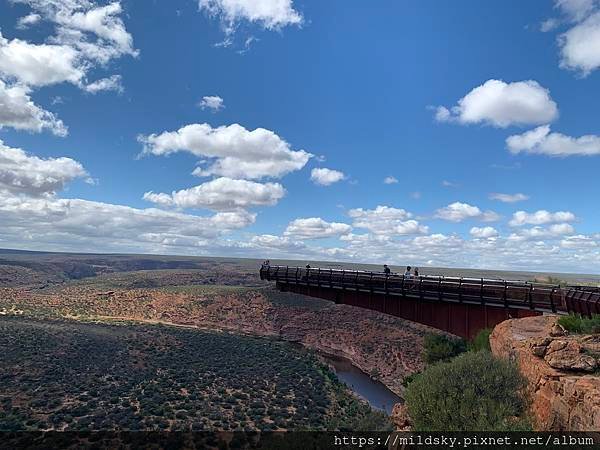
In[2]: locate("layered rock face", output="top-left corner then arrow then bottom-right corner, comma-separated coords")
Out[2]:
490,315 -> 600,431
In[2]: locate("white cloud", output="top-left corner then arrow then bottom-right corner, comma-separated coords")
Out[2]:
0,141 -> 88,196
310,168 -> 345,186
143,177 -> 285,211
13,0 -> 137,62
489,192 -> 530,203
0,141 -> 257,254
509,210 -> 577,226
198,95 -> 225,111
508,224 -> 575,241
0,80 -> 67,136
1,1 -> 136,87
348,205 -> 428,235
83,75 -> 123,94
541,18 -> 561,32
16,13 -> 41,29
434,202 -> 500,223
540,0 -> 600,76
0,33 -> 84,87
434,79 -> 558,128
198,0 -> 303,33
0,193 -> 255,252
441,180 -> 458,188
284,217 -> 352,239
559,11 -> 600,75
561,234 -> 598,248
251,234 -> 305,250
412,233 -> 464,249
556,0 -> 596,21
470,226 -> 499,238
507,125 -> 600,156
383,176 -> 398,184
139,123 -> 312,180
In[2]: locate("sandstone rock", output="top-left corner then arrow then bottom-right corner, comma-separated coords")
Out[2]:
549,322 -> 568,337
529,336 -> 553,357
546,339 -> 568,353
544,341 -> 598,372
490,315 -> 600,431
390,403 -> 411,431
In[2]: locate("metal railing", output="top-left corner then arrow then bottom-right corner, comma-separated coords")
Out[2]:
260,265 -> 600,316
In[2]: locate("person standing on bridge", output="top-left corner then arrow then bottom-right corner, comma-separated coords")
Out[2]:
383,264 -> 391,277
404,266 -> 412,278
414,267 -> 419,278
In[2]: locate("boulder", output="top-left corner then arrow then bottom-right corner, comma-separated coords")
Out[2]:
490,315 -> 600,431
544,341 -> 597,372
390,403 -> 411,431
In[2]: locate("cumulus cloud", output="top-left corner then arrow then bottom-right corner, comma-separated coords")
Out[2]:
1,1 -> 135,87
16,13 -> 41,29
283,217 -> 352,239
434,79 -> 558,128
198,0 -> 303,33
310,168 -> 346,186
0,33 -> 84,87
348,205 -> 428,235
0,141 -> 88,196
143,177 -> 285,211
0,192 -> 255,252
139,123 -> 312,180
470,226 -> 499,238
0,141 -> 257,254
539,0 -> 600,76
556,0 -> 597,21
12,0 -> 137,62
508,224 -> 575,241
506,125 -> 600,156
559,11 -> 600,75
198,95 -> 225,111
412,233 -> 464,248
0,80 -> 67,136
83,75 -> 124,94
383,176 -> 398,184
509,210 -> 576,226
489,192 -> 530,203
561,234 -> 598,248
434,202 -> 500,223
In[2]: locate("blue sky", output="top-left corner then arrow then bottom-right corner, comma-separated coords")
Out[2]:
1,0 -> 600,273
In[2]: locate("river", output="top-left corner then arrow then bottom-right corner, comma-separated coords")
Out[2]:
319,352 -> 403,415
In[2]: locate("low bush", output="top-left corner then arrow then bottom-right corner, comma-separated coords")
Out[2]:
557,314 -> 600,334
469,328 -> 492,352
422,333 -> 467,364
401,372 -> 421,388
405,351 -> 530,431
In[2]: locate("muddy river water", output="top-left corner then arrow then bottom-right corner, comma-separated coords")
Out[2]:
319,352 -> 403,415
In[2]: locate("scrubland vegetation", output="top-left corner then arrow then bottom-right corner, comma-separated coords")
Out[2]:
558,314 -> 600,334
404,329 -> 530,431
0,317 -> 389,432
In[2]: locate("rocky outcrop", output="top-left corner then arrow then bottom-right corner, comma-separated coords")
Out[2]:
390,403 -> 411,431
490,315 -> 600,431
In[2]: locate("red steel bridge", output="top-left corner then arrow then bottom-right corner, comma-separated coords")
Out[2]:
260,265 -> 600,339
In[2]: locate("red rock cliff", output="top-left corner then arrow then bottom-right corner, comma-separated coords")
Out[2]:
490,315 -> 600,431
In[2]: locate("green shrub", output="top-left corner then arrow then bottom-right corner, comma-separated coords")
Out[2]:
405,351 -> 530,431
469,328 -> 492,352
557,314 -> 600,334
401,372 -> 421,388
422,333 -> 467,364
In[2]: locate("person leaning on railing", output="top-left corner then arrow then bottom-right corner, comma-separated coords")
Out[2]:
383,264 -> 391,277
